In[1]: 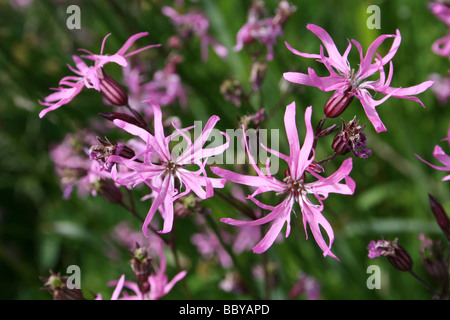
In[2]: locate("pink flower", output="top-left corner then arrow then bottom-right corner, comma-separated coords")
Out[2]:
289,272 -> 321,300
428,72 -> 450,105
143,55 -> 187,108
429,2 -> 450,57
283,24 -> 434,133
39,33 -> 160,118
211,102 -> 355,259
162,6 -> 228,61
367,238 -> 399,259
234,1 -> 296,61
108,100 -> 229,236
105,240 -> 187,300
50,131 -> 110,199
416,123 -> 450,181
191,229 -> 233,268
234,17 -> 282,61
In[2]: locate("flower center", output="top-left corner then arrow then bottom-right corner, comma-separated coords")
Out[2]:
347,68 -> 360,90
164,160 -> 179,175
284,175 -> 306,198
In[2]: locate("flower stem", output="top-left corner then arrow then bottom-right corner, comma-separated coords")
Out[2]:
408,269 -> 442,298
204,213 -> 261,299
215,190 -> 257,220
317,152 -> 339,165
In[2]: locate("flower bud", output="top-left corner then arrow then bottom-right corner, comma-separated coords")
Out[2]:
96,179 -> 124,204
98,69 -> 129,107
324,88 -> 354,118
129,244 -> 153,293
387,245 -> 413,271
428,194 -> 450,241
316,124 -> 338,138
307,161 -> 325,174
418,234 -> 449,282
99,112 -> 145,128
89,137 -> 135,172
332,117 -> 372,158
220,79 -> 243,107
40,271 -> 85,300
367,238 -> 413,271
331,131 -> 350,156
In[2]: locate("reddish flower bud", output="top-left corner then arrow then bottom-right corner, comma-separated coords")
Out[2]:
316,124 -> 338,138
97,179 -> 124,204
332,117 -> 372,158
99,112 -> 145,128
307,161 -> 325,174
332,132 -> 350,156
429,194 -> 450,241
98,69 -> 129,107
324,88 -> 354,118
387,245 -> 413,271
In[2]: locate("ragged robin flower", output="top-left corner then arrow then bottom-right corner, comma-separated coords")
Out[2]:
38,32 -> 160,118
283,24 -> 434,133
212,102 -> 355,259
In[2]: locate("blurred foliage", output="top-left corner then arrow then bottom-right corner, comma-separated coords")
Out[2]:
0,0 -> 449,300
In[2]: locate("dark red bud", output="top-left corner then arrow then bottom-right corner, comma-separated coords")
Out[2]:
324,89 -> 354,118
98,69 -> 129,107
429,194 -> 450,241
317,124 -> 338,138
98,179 -> 124,204
99,112 -> 144,128
331,132 -> 350,155
307,161 -> 325,174
387,245 -> 413,271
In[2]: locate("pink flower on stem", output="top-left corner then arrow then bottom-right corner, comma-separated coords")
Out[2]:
162,6 -> 228,61
416,123 -> 450,181
108,100 -> 229,236
429,2 -> 450,57
283,24 -> 434,133
211,102 -> 355,259
39,32 -> 160,118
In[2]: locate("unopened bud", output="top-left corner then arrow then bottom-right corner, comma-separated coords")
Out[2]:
130,244 -> 153,286
40,271 -> 85,300
97,179 -> 124,204
99,112 -> 144,128
307,161 -> 325,174
98,69 -> 129,107
220,79 -> 243,107
387,245 -> 413,271
316,124 -> 338,138
428,194 -> 450,241
324,88 -> 354,118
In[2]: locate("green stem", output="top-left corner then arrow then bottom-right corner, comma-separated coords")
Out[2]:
408,269 -> 442,298
204,214 -> 261,299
